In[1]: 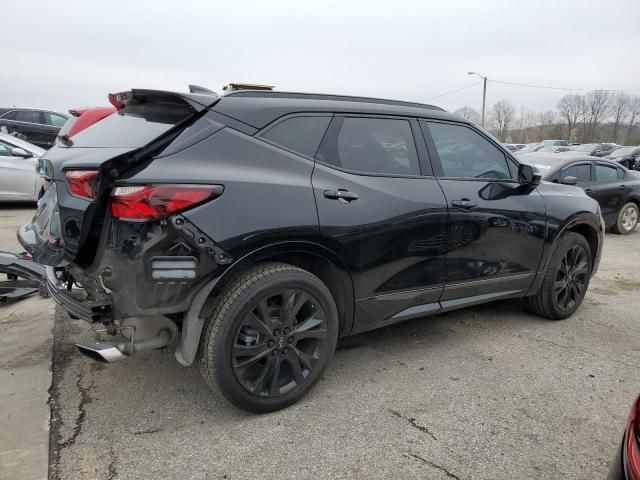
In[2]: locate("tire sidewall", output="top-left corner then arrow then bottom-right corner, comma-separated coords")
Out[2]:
212,269 -> 338,412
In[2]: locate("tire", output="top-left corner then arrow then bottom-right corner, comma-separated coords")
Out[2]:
525,232 -> 592,320
199,262 -> 339,413
611,202 -> 639,235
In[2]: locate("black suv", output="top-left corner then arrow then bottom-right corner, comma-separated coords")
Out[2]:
0,108 -> 68,148
20,88 -> 604,412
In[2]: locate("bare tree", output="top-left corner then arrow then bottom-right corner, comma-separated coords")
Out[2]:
583,90 -> 611,142
611,93 -> 631,144
453,106 -> 481,124
537,110 -> 557,139
557,94 -> 582,142
490,100 -> 515,141
627,96 -> 640,144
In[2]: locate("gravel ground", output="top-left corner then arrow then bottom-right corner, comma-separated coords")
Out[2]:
44,229 -> 640,480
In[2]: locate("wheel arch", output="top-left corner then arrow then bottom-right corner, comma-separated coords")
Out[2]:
175,241 -> 354,366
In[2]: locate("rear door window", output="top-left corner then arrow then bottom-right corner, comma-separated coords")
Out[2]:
317,116 -> 420,175
561,163 -> 591,183
261,116 -> 331,158
45,112 -> 67,127
595,163 -> 618,182
14,110 -> 42,124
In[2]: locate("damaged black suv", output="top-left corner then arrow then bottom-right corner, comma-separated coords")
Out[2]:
20,87 -> 604,412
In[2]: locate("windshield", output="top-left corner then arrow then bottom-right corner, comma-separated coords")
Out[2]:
610,146 -> 636,157
572,144 -> 597,152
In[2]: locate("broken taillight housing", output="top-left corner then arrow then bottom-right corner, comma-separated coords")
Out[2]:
65,169 -> 100,199
110,184 -> 223,221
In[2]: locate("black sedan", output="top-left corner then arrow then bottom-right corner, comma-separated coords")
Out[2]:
519,153 -> 640,234
607,146 -> 640,170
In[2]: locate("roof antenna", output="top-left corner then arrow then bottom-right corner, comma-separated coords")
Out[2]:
189,85 -> 217,96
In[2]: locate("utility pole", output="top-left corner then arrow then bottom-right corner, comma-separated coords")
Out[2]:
468,71 -> 487,128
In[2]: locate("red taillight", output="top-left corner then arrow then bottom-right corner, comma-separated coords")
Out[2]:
627,398 -> 640,480
65,169 -> 99,199
110,184 -> 223,221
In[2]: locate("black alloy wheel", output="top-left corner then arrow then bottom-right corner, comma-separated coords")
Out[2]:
554,244 -> 589,312
199,262 -> 338,413
232,288 -> 328,397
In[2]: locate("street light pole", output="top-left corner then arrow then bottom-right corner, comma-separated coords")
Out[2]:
468,71 -> 487,128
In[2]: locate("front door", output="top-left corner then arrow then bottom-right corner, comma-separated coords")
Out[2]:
312,115 -> 449,333
421,120 -> 546,306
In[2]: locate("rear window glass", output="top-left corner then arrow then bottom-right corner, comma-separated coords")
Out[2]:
68,101 -> 193,148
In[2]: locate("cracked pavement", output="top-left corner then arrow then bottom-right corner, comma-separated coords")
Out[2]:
47,229 -> 640,480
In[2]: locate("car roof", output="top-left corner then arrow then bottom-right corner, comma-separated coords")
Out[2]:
212,90 -> 462,129
0,132 -> 46,156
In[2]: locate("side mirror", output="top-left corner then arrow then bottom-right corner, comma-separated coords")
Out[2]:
562,176 -> 578,186
11,147 -> 32,158
518,164 -> 541,187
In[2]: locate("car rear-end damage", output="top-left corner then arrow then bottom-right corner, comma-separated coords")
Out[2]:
18,88 -> 235,362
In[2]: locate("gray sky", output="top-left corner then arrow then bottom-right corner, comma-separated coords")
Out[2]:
2,0 -> 639,115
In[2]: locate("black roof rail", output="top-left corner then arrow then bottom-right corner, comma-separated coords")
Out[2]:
224,90 -> 445,112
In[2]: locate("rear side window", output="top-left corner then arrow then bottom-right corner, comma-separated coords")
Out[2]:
562,164 -> 591,183
425,122 -> 511,180
317,117 -> 420,175
261,116 -> 330,158
595,163 -> 618,182
69,101 -> 193,148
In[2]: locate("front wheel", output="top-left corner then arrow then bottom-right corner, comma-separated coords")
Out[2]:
199,262 -> 338,413
612,202 -> 639,235
525,232 -> 592,320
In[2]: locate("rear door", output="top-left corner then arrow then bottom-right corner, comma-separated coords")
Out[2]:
421,120 -> 546,306
588,162 -> 627,224
312,115 -> 448,333
0,139 -> 37,199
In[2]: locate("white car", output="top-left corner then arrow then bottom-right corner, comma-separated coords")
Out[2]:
0,132 -> 46,202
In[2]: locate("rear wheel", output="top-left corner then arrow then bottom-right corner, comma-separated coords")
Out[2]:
525,232 -> 592,320
612,202 -> 639,235
199,262 -> 338,413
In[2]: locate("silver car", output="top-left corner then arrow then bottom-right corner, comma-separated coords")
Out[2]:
0,132 -> 46,201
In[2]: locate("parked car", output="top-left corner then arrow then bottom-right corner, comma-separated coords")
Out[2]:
570,143 -> 618,157
0,108 -> 67,148
56,107 -> 116,143
608,395 -> 640,480
520,153 -> 640,233
516,143 -> 544,154
19,87 -> 604,412
505,143 -> 525,152
537,145 -> 572,153
541,139 -> 569,146
607,145 -> 640,170
0,132 -> 46,201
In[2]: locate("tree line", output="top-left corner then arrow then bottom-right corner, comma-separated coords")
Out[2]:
454,91 -> 640,145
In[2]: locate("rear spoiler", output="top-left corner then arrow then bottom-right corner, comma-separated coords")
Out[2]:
108,87 -> 219,112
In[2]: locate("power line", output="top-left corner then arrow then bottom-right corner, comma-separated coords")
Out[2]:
423,81 -> 482,101
490,79 -> 625,92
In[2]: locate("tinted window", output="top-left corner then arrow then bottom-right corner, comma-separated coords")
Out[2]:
318,117 -> 420,175
262,116 -> 330,158
618,168 -> 625,180
2,111 -> 18,120
426,122 -> 511,179
562,164 -> 591,183
45,112 -> 67,127
69,101 -> 193,148
595,163 -> 618,182
15,111 -> 42,124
